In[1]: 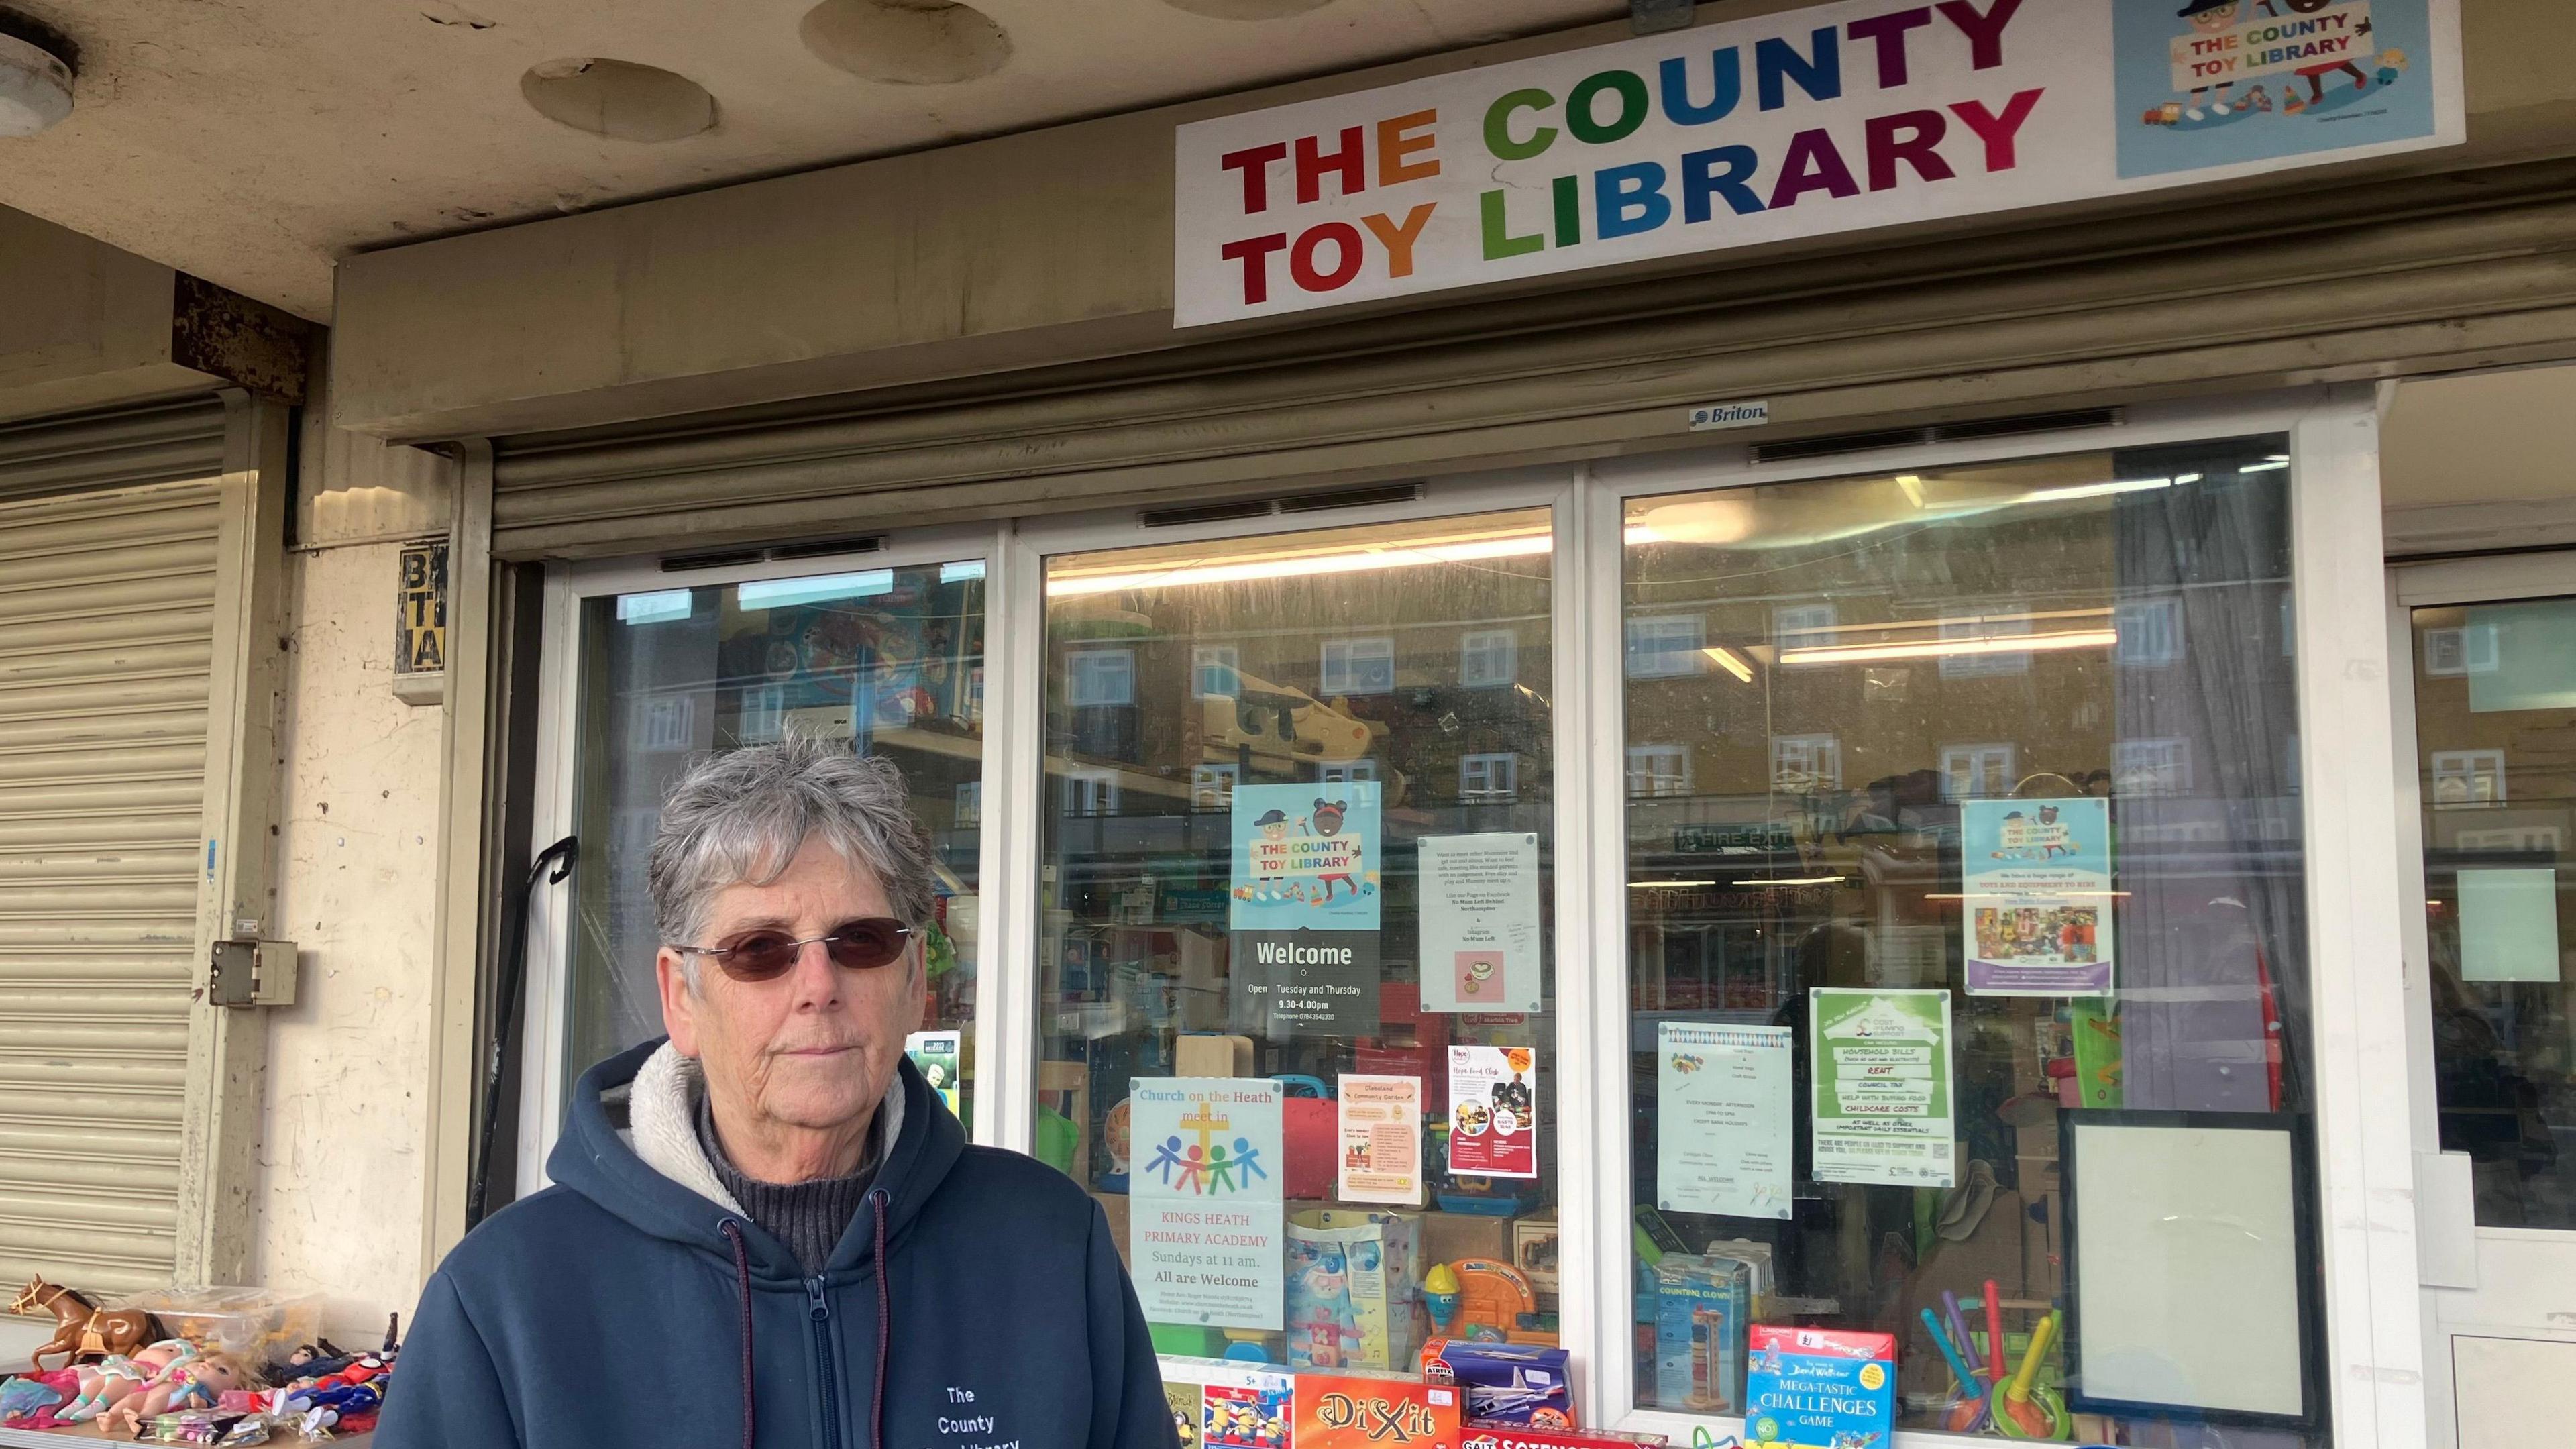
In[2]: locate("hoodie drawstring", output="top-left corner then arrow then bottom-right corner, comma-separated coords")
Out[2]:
720,1219 -> 756,1449
870,1187 -> 891,1449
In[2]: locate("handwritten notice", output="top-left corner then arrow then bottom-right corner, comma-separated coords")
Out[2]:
1446,1046 -> 1538,1179
1132,1077 -> 1286,1328
1336,1074 -> 1424,1206
1419,833 -> 1542,1013
1658,1022 -> 1793,1220
1811,989 -> 1955,1190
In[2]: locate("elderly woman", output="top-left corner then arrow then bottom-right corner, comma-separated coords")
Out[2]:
381,739 -> 1173,1449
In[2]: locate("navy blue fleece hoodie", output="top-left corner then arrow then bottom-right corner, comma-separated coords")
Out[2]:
378,1039 -> 1175,1449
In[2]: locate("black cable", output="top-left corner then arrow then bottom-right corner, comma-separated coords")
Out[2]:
466,835 -> 578,1228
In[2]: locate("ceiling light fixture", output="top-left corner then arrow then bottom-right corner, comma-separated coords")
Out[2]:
1046,532 -> 1550,597
1702,646 -> 1755,682
0,30 -> 73,137
1780,629 -> 2118,665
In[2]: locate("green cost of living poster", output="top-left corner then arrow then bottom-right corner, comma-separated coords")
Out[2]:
1810,988 -> 1957,1190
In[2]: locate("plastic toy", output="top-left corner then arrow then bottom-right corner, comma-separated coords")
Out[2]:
1990,1309 -> 2069,1440
101,1352 -> 260,1436
1919,1307 -> 1986,1434
1421,1340 -> 1574,1428
55,1338 -> 194,1422
1423,1262 -> 1461,1338
1443,1258 -> 1536,1342
9,1276 -> 164,1369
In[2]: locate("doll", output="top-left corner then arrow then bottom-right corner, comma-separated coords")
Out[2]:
100,1350 -> 261,1436
54,1337 -> 193,1421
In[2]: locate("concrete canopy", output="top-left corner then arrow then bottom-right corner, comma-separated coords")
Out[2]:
0,0 -> 1621,322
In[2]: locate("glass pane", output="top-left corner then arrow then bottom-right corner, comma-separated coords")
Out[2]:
566,561 -> 987,1120
2413,596 -> 2576,1229
1622,440 -> 2321,1444
1038,511 -> 1562,1377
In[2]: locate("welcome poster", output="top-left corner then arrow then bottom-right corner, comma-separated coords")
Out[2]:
1175,0 -> 2458,325
1230,782 -> 1382,1035
1132,1077 -> 1286,1329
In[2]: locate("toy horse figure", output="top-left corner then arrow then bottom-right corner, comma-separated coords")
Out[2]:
8,1277 -> 164,1371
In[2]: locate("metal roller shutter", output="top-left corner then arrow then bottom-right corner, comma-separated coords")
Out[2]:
489,157 -> 2576,561
0,469 -> 225,1300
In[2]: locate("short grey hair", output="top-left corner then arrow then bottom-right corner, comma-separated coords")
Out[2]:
648,736 -> 938,988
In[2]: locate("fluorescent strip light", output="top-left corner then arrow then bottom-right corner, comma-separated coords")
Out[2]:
2239,457 -> 2290,473
1782,629 -> 2117,665
1048,533 -> 1550,598
1630,880 -> 1717,889
1736,875 -> 1847,888
736,570 -> 894,610
616,589 -> 693,625
1894,474 -> 1927,509
1703,647 -> 1755,682
2021,476 -> 2173,505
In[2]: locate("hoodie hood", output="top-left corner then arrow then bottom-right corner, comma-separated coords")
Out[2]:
549,1036 -> 960,1283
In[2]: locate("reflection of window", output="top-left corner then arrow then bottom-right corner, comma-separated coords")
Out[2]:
1316,760 -> 1377,784
1065,770 -> 1120,816
630,694 -> 693,752
1941,743 -> 2016,800
954,780 -> 982,827
1774,603 -> 1836,652
1627,744 -> 1694,798
2424,625 -> 2500,678
1939,614 -> 2031,678
2116,597 -> 2185,666
1320,637 -> 1395,696
1193,645 -> 1240,698
1460,751 -> 1519,802
1067,649 -> 1135,706
2431,749 -> 2507,806
1625,614 -> 1705,678
1191,764 -> 1238,810
1772,734 -> 1842,790
2112,737 -> 2193,796
739,684 -> 786,743
1460,629 -> 1518,690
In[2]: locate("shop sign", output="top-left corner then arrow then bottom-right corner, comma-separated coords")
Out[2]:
394,537 -> 449,674
1674,821 -> 1796,855
1173,0 -> 2459,326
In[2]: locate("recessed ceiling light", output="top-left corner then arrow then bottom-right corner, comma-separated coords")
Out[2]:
800,1 -> 1010,85
1159,0 -> 1335,17
520,58 -> 715,142
0,30 -> 73,138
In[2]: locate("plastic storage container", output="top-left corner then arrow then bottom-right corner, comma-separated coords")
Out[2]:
110,1286 -> 324,1363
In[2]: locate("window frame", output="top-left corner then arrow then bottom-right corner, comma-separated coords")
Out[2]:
519,396 -> 2421,1441
1459,626 -> 1520,690
1318,633 -> 1397,696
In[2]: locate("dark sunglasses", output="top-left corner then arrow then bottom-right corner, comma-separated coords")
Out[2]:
673,917 -> 916,982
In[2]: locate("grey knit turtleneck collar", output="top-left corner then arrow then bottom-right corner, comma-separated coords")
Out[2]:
691,1089 -> 883,1276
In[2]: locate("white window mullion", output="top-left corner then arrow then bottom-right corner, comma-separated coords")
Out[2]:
978,520 -> 1044,1157
1568,468 -> 1631,1428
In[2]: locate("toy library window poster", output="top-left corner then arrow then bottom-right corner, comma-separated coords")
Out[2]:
1417,832 -> 1542,1013
1230,782 -> 1382,1036
1809,989 -> 1956,1189
1132,1077 -> 1287,1330
1961,796 -> 2116,997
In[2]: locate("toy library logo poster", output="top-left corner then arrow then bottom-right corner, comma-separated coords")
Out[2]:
1230,781 -> 1381,930
2115,0 -> 2438,178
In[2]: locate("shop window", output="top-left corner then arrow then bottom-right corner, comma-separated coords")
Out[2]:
1038,510 -> 1559,1377
2431,749 -> 2508,806
2111,737 -> 2193,796
1773,603 -> 1836,653
1460,751 -> 1519,802
1193,763 -> 1240,810
2423,623 -> 2501,677
1460,629 -> 1518,689
2114,595 -> 2186,667
1065,769 -> 1121,816
1195,645 -> 1242,698
1939,743 -> 2017,801
1771,734 -> 1841,792
1938,613 -> 2033,678
1627,743 -> 1694,798
629,692 -> 694,753
1621,439 -> 2320,1444
1069,648 -> 1137,707
1626,613 -> 1705,678
564,559 -> 989,1120
1320,635 -> 1396,696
